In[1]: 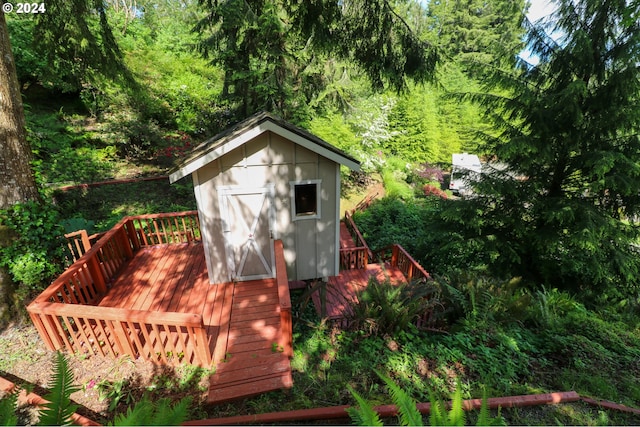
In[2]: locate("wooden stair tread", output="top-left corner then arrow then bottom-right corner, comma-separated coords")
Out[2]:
211,353 -> 290,385
207,371 -> 293,404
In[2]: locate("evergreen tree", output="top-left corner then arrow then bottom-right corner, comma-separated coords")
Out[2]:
33,0 -> 126,92
426,0 -> 526,71
445,0 -> 640,297
195,0 -> 439,122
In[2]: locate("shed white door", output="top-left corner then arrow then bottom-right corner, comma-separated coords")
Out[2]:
219,186 -> 276,282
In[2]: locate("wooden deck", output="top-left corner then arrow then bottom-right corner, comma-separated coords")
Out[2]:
28,212 -> 293,405
95,242 -> 292,403
312,263 -> 407,321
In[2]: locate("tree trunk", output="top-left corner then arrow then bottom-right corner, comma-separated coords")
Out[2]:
0,8 -> 39,327
0,8 -> 40,209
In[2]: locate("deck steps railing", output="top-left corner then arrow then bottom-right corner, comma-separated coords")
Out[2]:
28,211 -> 212,367
373,244 -> 431,283
275,240 -> 293,358
339,210 -> 373,270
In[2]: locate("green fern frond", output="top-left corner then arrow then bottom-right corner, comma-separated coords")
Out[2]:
0,388 -> 19,426
475,388 -> 506,426
151,397 -> 191,425
38,351 -> 80,426
113,397 -> 153,426
346,385 -> 383,426
377,371 -> 422,426
429,391 -> 448,426
112,395 -> 192,426
447,383 -> 466,426
476,389 -> 491,426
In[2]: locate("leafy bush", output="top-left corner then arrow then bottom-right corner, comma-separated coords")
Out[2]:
434,272 -> 531,330
0,202 -> 67,304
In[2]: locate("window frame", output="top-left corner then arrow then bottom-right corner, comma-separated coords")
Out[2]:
290,179 -> 321,221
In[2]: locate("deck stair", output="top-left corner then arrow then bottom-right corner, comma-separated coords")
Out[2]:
208,351 -> 293,403
207,277 -> 293,404
319,202 -> 432,327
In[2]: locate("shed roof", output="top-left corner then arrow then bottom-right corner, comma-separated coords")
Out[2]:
169,111 -> 360,183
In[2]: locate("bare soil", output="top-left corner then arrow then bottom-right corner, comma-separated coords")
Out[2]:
0,321 -> 208,424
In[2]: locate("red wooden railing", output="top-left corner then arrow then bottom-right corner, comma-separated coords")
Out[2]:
351,192 -> 378,214
274,240 -> 293,358
340,210 -> 373,270
27,211 -> 211,366
373,244 -> 431,283
65,230 -> 108,264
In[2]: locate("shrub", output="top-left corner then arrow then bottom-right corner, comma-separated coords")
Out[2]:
0,201 -> 67,305
346,277 -> 439,336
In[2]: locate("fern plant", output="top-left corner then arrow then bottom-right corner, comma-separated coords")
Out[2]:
0,388 -> 19,426
347,371 -> 504,426
37,351 -> 80,426
347,277 -> 438,336
112,395 -> 192,426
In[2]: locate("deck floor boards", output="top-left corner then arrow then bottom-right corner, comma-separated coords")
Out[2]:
96,242 -> 292,403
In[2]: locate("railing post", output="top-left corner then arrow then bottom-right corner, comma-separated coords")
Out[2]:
80,230 -> 91,253
391,245 -> 399,268
28,310 -> 59,350
113,320 -> 135,358
194,323 -> 212,366
119,225 -> 134,259
88,255 -> 107,294
125,219 -> 141,251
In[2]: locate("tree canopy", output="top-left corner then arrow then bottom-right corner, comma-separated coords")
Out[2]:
442,0 -> 640,297
194,0 -> 439,122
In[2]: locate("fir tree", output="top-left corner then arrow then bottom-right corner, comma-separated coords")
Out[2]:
445,0 -> 640,297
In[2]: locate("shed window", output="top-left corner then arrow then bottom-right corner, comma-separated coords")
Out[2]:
290,180 -> 321,220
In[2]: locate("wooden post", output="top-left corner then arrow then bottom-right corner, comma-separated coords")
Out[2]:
125,219 -> 141,250
391,245 -> 399,268
88,255 -> 107,294
79,230 -> 91,253
113,320 -> 135,358
119,226 -> 134,259
280,309 -> 293,358
28,310 -> 58,350
193,322 -> 212,366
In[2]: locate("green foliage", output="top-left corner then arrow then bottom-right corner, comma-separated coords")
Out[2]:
0,388 -> 19,426
346,386 -> 384,426
354,197 -> 468,275
347,277 -> 438,337
380,372 -> 423,426
425,0 -> 526,73
387,83 -> 446,164
38,352 -> 80,426
0,202 -> 66,300
286,0 -> 439,91
348,372 -> 503,426
435,272 -> 531,330
446,0 -> 640,297
196,0 -> 438,122
33,1 -> 126,92
112,395 -> 192,426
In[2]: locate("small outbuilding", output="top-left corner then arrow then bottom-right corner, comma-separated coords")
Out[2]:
169,112 -> 360,284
